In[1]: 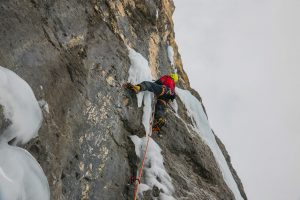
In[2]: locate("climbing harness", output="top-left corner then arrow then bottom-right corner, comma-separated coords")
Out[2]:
133,95 -> 157,200
158,85 -> 166,96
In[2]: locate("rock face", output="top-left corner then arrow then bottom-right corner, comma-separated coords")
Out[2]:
0,0 -> 247,200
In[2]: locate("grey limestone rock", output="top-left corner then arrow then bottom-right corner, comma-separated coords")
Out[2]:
0,0 -> 247,199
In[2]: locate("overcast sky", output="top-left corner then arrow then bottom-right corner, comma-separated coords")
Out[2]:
173,0 -> 300,200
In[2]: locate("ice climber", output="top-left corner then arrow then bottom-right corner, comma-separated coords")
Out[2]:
127,73 -> 178,132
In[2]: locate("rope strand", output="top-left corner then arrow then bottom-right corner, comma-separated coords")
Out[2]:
133,95 -> 157,200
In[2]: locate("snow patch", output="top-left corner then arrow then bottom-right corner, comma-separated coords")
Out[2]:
167,46 -> 175,68
0,66 -> 50,200
0,66 -> 42,145
0,143 -> 50,200
177,88 -> 243,200
128,48 -> 154,135
167,46 -> 177,73
130,135 -> 175,199
0,167 -> 13,183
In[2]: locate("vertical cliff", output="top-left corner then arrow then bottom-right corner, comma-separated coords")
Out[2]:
0,0 -> 247,199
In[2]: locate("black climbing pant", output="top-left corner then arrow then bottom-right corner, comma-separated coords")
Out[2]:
139,81 -> 165,96
138,81 -> 173,100
153,100 -> 167,128
138,81 -> 170,128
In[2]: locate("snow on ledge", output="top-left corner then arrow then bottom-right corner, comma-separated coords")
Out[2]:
177,88 -> 244,200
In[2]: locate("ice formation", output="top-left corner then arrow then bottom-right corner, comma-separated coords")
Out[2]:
0,66 -> 50,200
128,48 -> 154,135
0,66 -> 42,145
0,143 -> 50,200
130,136 -> 175,200
127,49 -> 175,199
177,88 -> 243,200
167,46 -> 175,68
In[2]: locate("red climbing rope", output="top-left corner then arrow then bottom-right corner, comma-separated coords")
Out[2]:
133,135 -> 151,200
133,96 -> 157,200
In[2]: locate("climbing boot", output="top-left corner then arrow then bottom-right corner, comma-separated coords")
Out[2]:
152,117 -> 166,133
132,85 -> 141,93
155,118 -> 166,128
124,83 -> 141,94
152,126 -> 160,132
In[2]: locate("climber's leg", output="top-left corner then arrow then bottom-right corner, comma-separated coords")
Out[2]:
152,100 -> 167,132
138,81 -> 165,96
